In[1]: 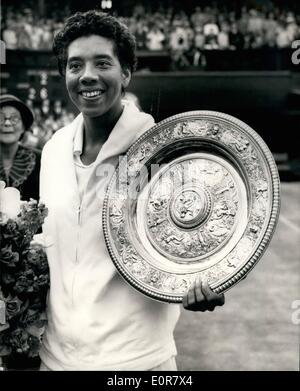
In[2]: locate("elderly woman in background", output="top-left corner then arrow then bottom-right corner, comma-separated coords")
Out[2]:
0,94 -> 42,370
0,94 -> 40,201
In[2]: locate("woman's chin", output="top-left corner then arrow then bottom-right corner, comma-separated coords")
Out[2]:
0,136 -> 20,145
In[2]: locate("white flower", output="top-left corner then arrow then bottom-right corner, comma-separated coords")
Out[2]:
0,181 -> 21,221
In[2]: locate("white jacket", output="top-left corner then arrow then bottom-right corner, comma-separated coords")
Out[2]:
39,101 -> 180,370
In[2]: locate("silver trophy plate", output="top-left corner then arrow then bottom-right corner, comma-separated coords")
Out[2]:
103,111 -> 280,303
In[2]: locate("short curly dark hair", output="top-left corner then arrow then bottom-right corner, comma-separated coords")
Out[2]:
53,10 -> 137,76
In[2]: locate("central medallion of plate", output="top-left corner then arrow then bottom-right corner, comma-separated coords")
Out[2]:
139,154 -> 242,264
170,187 -> 211,229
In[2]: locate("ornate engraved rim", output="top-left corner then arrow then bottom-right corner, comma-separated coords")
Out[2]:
103,111 -> 280,302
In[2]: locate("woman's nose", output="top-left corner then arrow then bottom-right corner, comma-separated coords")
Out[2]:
4,118 -> 13,125
79,64 -> 98,84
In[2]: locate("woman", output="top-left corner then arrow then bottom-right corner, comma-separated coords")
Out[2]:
39,11 -> 224,371
0,95 -> 41,370
0,94 -> 40,201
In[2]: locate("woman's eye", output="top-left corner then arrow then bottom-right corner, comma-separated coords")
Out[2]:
96,61 -> 110,68
69,63 -> 81,71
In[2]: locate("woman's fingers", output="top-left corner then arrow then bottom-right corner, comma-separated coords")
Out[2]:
201,279 -> 225,310
183,277 -> 225,312
187,280 -> 196,307
195,276 -> 205,303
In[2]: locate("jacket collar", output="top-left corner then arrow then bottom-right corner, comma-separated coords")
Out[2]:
53,100 -> 155,205
71,100 -> 154,165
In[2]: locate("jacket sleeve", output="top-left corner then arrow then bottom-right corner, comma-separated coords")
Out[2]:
39,141 -> 51,205
35,141 -> 52,246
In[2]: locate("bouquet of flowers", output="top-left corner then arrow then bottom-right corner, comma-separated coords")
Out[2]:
0,181 -> 49,368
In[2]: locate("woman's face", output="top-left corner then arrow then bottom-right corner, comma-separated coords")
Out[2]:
65,35 -> 131,121
0,105 -> 25,145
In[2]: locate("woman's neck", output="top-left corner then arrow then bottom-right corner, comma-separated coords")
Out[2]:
1,142 -> 19,163
82,105 -> 124,150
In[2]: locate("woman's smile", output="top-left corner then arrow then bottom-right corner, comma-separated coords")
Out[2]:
79,89 -> 105,101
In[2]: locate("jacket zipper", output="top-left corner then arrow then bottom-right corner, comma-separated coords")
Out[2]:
72,203 -> 82,310
75,204 -> 82,263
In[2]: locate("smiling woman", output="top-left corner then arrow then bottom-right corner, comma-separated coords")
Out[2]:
37,10 -> 224,372
0,95 -> 40,201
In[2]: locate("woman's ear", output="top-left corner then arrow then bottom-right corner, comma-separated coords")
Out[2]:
122,67 -> 131,89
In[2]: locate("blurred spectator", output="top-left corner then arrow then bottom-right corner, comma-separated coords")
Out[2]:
248,9 -> 264,35
191,6 -> 206,28
263,13 -> 278,47
192,25 -> 207,67
229,24 -> 245,50
169,24 -> 191,70
276,23 -> 291,48
286,13 -> 299,42
146,25 -> 165,51
203,16 -> 220,38
31,21 -> 44,49
17,24 -> 31,49
237,9 -> 250,36
194,26 -> 205,50
218,23 -> 230,49
169,24 -> 191,52
204,16 -> 220,49
2,21 -> 18,49
40,21 -> 53,50
134,19 -> 149,50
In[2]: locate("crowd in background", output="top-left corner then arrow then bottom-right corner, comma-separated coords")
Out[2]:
126,3 -> 299,51
2,2 -> 299,52
1,1 -> 300,145
1,4 -> 69,50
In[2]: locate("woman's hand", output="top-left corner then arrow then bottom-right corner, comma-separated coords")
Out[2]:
182,276 -> 225,312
